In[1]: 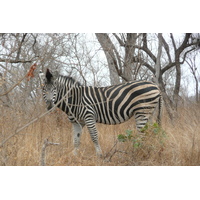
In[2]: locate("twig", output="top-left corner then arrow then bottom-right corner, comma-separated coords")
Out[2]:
104,140 -> 129,162
40,138 -> 60,166
104,140 -> 118,159
106,149 -> 128,162
0,74 -> 26,97
0,63 -> 38,97
0,106 -> 54,148
0,78 -> 78,148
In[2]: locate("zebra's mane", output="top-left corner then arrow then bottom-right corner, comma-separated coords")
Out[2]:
59,74 -> 82,87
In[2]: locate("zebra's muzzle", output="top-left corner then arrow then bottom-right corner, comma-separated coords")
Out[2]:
46,100 -> 54,110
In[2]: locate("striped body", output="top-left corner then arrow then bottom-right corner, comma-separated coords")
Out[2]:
39,69 -> 162,156
57,79 -> 161,127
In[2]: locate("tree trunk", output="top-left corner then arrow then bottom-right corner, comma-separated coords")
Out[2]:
95,33 -> 120,85
123,33 -> 138,82
195,76 -> 199,103
173,61 -> 181,109
154,33 -> 162,86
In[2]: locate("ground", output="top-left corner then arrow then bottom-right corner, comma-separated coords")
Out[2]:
1,104 -> 200,166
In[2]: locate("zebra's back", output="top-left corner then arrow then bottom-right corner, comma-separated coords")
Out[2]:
81,81 -> 161,126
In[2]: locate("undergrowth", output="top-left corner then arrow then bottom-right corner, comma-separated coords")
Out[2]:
1,104 -> 200,166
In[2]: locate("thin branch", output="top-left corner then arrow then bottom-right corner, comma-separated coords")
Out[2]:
0,78 -> 79,147
170,33 -> 177,51
0,64 -> 16,76
40,138 -> 60,166
161,62 -> 177,74
0,107 -> 53,148
181,47 -> 196,64
0,59 -> 32,63
176,33 -> 191,55
113,33 -> 125,46
134,45 -> 157,63
132,56 -> 155,74
0,74 -> 26,97
161,47 -> 194,75
16,33 -> 27,61
104,140 -> 118,159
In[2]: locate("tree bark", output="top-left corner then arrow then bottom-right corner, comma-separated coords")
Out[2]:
123,33 -> 138,82
154,33 -> 162,86
186,56 -> 199,103
171,33 -> 191,109
95,33 -> 120,84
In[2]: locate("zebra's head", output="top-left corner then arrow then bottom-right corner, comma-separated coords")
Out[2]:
39,68 -> 59,110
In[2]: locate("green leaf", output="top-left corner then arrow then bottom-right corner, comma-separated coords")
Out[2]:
133,142 -> 141,148
140,124 -> 148,132
153,128 -> 159,134
153,122 -> 159,128
118,134 -> 126,142
125,129 -> 133,140
126,129 -> 133,136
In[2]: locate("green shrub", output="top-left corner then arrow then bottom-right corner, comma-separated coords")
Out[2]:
117,123 -> 167,149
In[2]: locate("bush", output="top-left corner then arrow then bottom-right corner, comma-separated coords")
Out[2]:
118,123 -> 167,150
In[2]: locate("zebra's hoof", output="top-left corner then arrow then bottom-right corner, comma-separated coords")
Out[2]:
96,152 -> 103,158
73,149 -> 80,156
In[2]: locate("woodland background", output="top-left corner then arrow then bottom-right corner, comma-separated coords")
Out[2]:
0,33 -> 200,166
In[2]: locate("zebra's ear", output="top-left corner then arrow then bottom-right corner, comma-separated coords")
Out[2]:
46,68 -> 53,82
45,69 -> 59,82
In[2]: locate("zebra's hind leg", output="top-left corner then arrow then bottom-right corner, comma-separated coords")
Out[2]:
85,117 -> 102,157
134,113 -> 149,133
72,122 -> 84,156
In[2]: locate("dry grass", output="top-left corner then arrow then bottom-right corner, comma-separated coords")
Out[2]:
0,103 -> 200,166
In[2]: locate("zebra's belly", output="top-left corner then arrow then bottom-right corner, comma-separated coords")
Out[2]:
95,112 -> 131,125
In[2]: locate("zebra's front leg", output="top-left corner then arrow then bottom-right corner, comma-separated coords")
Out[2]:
72,122 -> 84,156
85,117 -> 102,157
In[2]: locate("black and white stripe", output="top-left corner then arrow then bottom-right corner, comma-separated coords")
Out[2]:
39,69 -> 162,156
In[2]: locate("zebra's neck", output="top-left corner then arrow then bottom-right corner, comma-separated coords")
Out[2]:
55,75 -> 82,114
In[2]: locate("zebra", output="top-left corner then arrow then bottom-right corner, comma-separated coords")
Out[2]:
39,68 -> 162,157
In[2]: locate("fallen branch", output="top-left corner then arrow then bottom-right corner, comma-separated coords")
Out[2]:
105,149 -> 128,162
40,138 -> 60,166
104,140 -> 118,159
104,140 -> 129,162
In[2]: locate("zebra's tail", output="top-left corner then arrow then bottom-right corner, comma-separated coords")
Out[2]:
157,94 -> 163,126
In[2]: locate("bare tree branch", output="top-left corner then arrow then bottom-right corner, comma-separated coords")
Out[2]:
0,74 -> 26,97
0,77 -> 79,147
0,59 -> 32,63
132,56 -> 155,74
134,44 -> 157,63
113,33 -> 125,46
170,33 -> 177,51
16,33 -> 27,61
161,34 -> 172,63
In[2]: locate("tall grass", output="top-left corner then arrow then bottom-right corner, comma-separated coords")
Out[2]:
0,103 -> 200,166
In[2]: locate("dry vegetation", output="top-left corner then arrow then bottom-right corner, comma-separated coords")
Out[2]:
1,33 -> 200,167
0,102 -> 200,166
